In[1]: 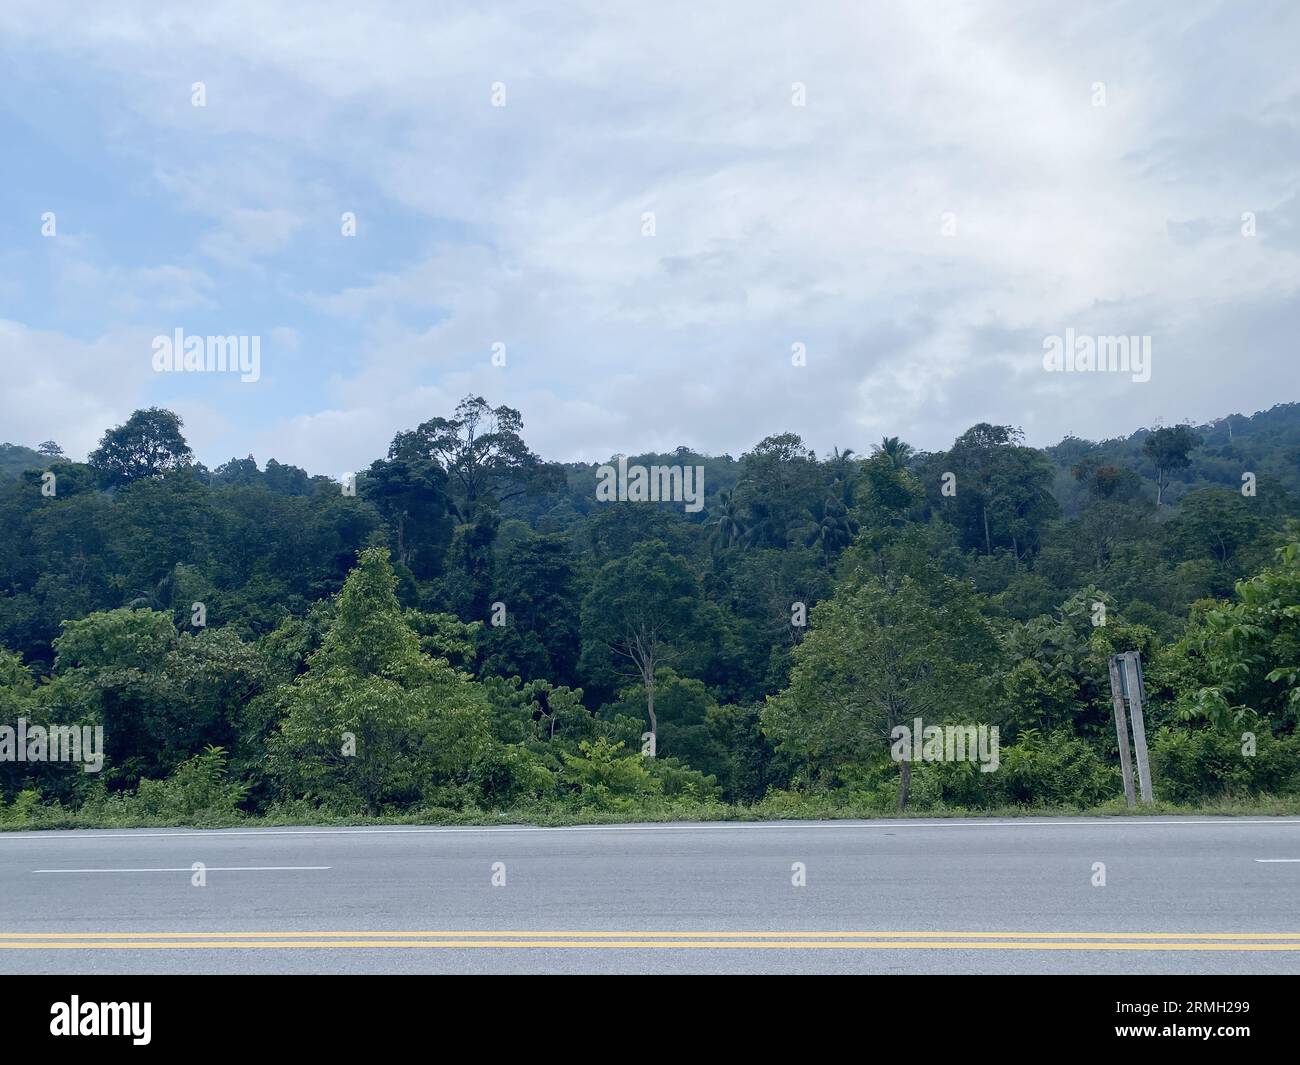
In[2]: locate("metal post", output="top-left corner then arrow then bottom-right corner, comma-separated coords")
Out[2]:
1122,652 -> 1153,804
1107,655 -> 1136,808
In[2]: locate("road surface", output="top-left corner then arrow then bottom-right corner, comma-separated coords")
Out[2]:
2,816 -> 1299,974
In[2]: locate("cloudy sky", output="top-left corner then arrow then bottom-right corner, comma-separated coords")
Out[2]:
1,0 -> 1297,475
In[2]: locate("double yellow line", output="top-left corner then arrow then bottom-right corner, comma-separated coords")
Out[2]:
4,930 -> 1300,951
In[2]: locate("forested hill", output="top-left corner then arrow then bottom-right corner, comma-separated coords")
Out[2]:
1047,402 -> 1300,514
1,396 -> 1298,823
0,443 -> 50,481
7,400 -> 1299,504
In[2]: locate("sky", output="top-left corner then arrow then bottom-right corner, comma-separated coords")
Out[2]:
1,0 -> 1297,477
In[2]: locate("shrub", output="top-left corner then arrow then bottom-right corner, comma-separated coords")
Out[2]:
130,746 -> 248,821
998,731 -> 1119,807
1150,726 -> 1300,802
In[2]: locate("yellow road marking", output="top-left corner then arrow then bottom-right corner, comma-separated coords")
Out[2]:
3,929 -> 1300,940
2,930 -> 1300,951
3,940 -> 1300,951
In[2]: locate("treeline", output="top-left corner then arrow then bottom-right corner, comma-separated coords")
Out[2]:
1,398 -> 1298,824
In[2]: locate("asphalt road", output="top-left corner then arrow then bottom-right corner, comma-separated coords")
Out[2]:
2,816 -> 1299,974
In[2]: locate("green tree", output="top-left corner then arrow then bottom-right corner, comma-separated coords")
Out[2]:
49,610 -> 267,788
479,533 -> 582,685
89,408 -> 193,486
933,424 -> 1058,561
438,508 -> 500,622
707,489 -> 748,551
1171,539 -> 1300,730
1168,488 -> 1265,574
999,589 -> 1154,740
580,541 -> 701,752
1142,424 -> 1201,506
762,572 -> 1000,810
799,496 -> 859,565
389,396 -> 561,520
734,433 -> 822,548
270,548 -> 493,812
872,436 -> 914,469
360,456 -> 454,579
211,456 -> 262,488
601,669 -> 726,777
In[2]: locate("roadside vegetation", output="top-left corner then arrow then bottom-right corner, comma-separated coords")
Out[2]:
2,400 -> 1299,828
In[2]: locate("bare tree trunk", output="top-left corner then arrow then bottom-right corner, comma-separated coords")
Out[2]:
645,670 -> 657,756
897,758 -> 911,812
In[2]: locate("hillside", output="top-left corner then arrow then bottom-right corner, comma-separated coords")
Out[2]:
2,397 -> 1298,826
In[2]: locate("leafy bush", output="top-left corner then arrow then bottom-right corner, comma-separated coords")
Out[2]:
129,746 -> 248,821
559,738 -> 658,808
646,756 -> 722,803
0,789 -> 41,824
1150,726 -> 1300,803
469,744 -> 556,807
997,731 -> 1119,807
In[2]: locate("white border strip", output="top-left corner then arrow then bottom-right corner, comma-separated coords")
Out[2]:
2,818 -> 1299,842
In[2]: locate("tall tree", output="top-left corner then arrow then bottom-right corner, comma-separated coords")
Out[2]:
361,457 -> 454,579
271,548 -> 493,811
734,433 -> 821,548
707,489 -> 748,551
936,424 -> 1058,561
762,572 -> 1000,809
388,396 -> 561,520
580,541 -> 701,753
89,408 -> 193,486
479,532 -> 583,686
799,497 -> 859,565
1143,424 -> 1201,506
872,436 -> 914,470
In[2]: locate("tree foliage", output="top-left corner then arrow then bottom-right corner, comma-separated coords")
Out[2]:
3,399 -> 1300,822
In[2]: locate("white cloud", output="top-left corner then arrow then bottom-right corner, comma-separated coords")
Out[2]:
1,0 -> 1297,472
0,321 -> 153,459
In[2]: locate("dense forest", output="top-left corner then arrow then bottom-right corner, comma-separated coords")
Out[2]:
2,396 -> 1299,826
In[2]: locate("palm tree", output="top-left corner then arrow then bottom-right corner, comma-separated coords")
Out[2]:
742,499 -> 778,548
801,497 -> 859,564
873,436 -> 914,470
828,446 -> 858,507
128,570 -> 175,612
708,489 -> 748,550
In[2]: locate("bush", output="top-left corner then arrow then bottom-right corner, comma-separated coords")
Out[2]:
129,746 -> 248,821
908,758 -> 1002,810
559,738 -> 658,809
1150,726 -> 1300,803
468,744 -> 556,807
0,789 -> 41,825
998,731 -> 1119,807
646,756 -> 722,804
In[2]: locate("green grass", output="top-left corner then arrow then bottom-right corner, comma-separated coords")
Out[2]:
5,792 -> 1300,832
